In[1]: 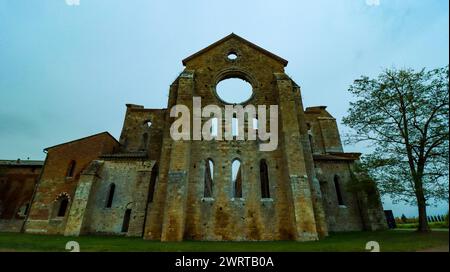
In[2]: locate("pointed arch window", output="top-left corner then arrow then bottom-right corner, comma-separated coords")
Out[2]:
52,193 -> 70,218
260,159 -> 270,198
204,159 -> 214,197
231,159 -> 242,198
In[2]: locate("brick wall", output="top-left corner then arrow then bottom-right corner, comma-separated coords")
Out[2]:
24,133 -> 119,235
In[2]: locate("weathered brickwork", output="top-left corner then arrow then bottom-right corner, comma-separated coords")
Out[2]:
16,34 -> 387,241
0,160 -> 43,232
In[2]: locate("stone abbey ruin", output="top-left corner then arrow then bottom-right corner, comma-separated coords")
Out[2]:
0,34 -> 387,241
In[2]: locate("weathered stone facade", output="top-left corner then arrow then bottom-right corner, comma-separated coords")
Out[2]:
18,34 -> 386,241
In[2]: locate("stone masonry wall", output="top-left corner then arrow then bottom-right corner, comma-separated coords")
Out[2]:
24,133 -> 119,234
315,160 -> 364,232
151,35 -> 321,241
77,159 -> 154,236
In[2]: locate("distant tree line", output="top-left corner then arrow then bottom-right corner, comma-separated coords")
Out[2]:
396,213 -> 449,225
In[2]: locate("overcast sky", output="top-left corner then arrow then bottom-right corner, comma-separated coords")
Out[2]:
0,0 -> 448,217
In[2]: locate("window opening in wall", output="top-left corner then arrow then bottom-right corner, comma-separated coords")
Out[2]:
106,183 -> 116,208
204,159 -> 214,197
57,197 -> 69,217
260,159 -> 270,198
232,159 -> 242,198
334,175 -> 344,206
66,160 -> 76,177
121,209 -> 132,233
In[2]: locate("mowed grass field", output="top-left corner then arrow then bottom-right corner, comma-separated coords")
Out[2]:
0,230 -> 448,252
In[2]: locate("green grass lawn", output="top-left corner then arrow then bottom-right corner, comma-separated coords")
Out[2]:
0,230 -> 448,252
396,222 -> 449,229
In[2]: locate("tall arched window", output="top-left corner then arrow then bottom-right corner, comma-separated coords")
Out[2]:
211,118 -> 218,137
66,160 -> 76,177
121,209 -> 132,233
147,164 -> 158,203
57,196 -> 69,217
334,175 -> 344,206
260,159 -> 270,198
204,159 -> 214,197
231,159 -> 242,198
106,183 -> 116,208
232,117 -> 239,137
141,120 -> 152,151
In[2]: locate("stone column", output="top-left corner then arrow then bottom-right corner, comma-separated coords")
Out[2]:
64,161 -> 103,236
160,71 -> 194,241
275,73 -> 318,241
293,84 -> 329,238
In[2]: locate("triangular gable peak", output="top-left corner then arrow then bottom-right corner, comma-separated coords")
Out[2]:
182,33 -> 288,67
44,132 -> 119,152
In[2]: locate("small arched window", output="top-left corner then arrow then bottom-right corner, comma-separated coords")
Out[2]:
231,159 -> 242,198
144,120 -> 152,128
334,175 -> 344,206
66,160 -> 76,177
260,159 -> 270,198
204,159 -> 214,197
106,183 -> 116,208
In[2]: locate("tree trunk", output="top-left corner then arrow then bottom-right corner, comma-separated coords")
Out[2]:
416,186 -> 430,232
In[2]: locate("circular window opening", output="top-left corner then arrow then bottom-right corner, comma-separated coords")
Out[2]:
216,78 -> 253,104
227,53 -> 238,60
